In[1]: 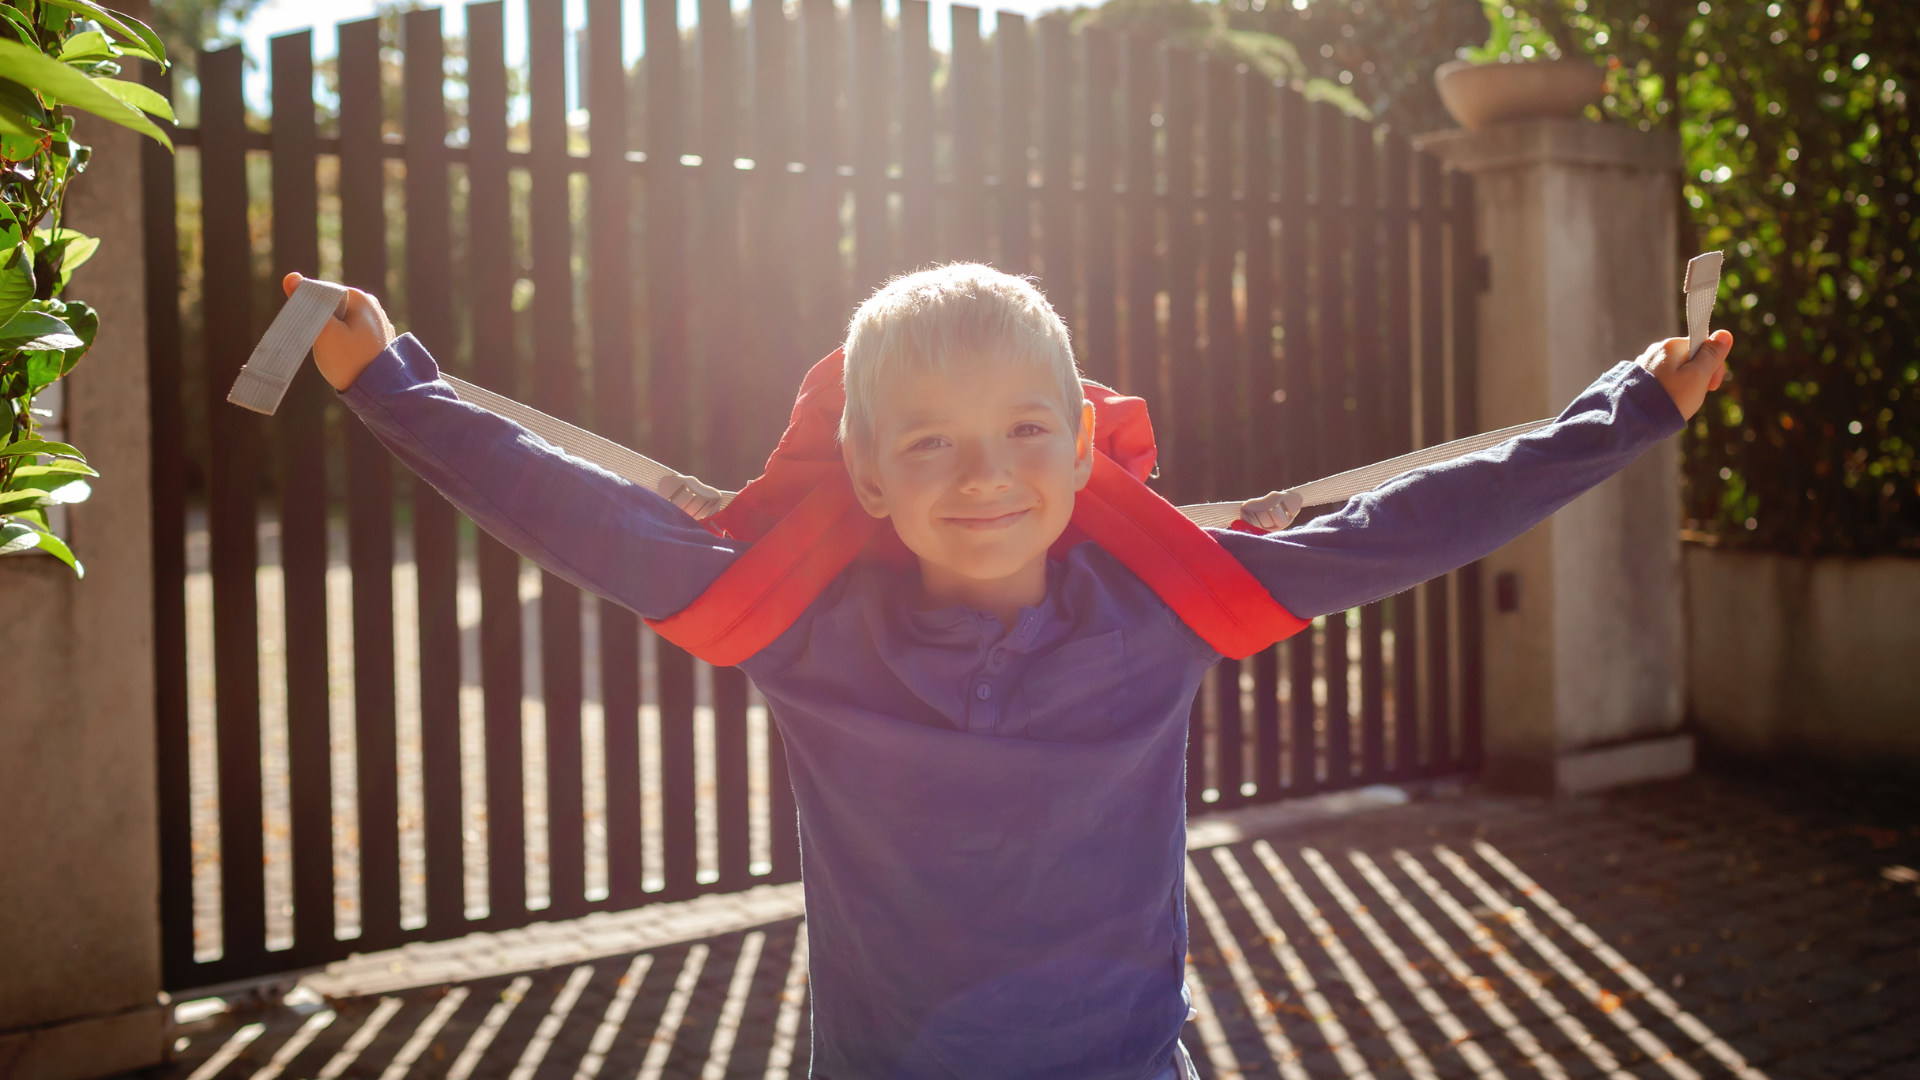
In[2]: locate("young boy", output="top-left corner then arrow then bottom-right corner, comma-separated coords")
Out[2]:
293,264 -> 1730,1079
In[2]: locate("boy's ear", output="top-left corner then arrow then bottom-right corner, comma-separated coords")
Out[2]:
842,438 -> 892,519
1072,399 -> 1096,492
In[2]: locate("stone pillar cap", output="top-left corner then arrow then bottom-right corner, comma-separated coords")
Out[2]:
1412,118 -> 1681,174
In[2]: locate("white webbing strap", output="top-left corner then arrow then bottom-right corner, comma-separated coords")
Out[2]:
438,373 -> 735,510
226,278 -> 350,414
232,253 -> 1722,529
1174,417 -> 1555,529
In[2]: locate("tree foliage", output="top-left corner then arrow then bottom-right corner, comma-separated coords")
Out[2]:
0,0 -> 173,575
1507,0 -> 1917,555
148,0 -> 263,78
1071,0 -> 1490,129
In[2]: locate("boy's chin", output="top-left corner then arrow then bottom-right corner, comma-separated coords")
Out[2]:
910,536 -> 1061,584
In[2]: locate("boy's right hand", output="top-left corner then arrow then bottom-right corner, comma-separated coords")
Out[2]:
284,272 -> 397,391
1240,489 -> 1304,532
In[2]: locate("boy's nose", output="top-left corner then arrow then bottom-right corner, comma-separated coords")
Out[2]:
955,439 -> 1014,491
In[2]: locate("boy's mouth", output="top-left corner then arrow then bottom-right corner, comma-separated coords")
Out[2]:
942,507 -> 1033,531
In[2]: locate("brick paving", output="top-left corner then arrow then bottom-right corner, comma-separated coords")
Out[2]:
135,770 -> 1920,1080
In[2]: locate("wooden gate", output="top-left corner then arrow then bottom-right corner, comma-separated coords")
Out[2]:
144,0 -> 1483,990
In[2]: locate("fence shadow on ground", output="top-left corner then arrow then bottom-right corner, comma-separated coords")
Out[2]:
162,817 -> 1811,1080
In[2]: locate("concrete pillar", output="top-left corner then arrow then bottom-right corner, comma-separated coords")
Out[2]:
1414,119 -> 1694,796
0,97 -> 167,1078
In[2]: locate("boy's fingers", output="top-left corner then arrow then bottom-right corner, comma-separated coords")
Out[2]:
282,271 -> 302,297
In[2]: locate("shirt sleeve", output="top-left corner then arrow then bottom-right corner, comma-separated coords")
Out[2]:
338,333 -> 746,620
1214,359 -> 1687,619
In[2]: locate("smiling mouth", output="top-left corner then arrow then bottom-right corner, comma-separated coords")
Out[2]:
943,508 -> 1033,530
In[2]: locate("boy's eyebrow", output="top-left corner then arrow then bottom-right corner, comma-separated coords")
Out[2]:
890,396 -> 1065,433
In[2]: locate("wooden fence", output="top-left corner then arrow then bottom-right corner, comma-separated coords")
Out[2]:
144,0 -> 1483,990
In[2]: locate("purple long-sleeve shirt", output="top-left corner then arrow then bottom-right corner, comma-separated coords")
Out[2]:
342,335 -> 1684,1079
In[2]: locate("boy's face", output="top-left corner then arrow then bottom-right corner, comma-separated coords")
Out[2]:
845,357 -> 1095,599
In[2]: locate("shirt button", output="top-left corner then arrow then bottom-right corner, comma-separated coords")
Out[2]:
975,683 -> 992,701
991,648 -> 1007,665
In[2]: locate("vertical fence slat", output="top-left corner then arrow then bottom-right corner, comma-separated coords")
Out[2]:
949,6 -> 986,264
270,29 -> 335,965
200,43 -> 266,971
463,0 -> 526,927
1242,72 -> 1280,800
697,0 -> 754,894
1383,132 -> 1417,780
1451,170 -> 1483,773
800,0 -> 843,357
647,0 -> 701,901
1416,148 -> 1451,774
1314,103 -> 1352,789
1201,55 -> 1241,807
337,17 -> 402,950
1038,15 -> 1073,317
585,0 -> 643,911
1122,34 -> 1157,414
1276,86 -> 1314,795
899,0 -> 935,271
850,0 -> 887,293
528,0 -> 586,919
995,13 -> 1031,273
401,6 -> 465,937
145,56 -> 194,987
748,0 -> 802,448
1162,47 -> 1198,493
749,1 -> 801,882
1081,26 -> 1117,388
1350,121 -> 1386,785
1160,46 -> 1205,811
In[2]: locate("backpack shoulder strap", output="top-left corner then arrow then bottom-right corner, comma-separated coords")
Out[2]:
1072,454 -> 1309,659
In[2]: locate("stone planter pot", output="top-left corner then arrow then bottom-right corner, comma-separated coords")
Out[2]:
1434,58 -> 1604,130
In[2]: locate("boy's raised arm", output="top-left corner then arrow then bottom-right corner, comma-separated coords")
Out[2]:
1217,334 -> 1728,620
336,331 -> 745,622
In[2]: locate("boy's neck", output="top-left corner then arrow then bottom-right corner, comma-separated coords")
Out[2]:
916,554 -> 1049,631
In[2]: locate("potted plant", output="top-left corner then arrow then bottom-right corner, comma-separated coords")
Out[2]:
0,0 -> 173,576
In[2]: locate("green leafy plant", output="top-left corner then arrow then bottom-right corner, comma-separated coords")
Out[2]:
0,0 -> 173,576
1504,0 -> 1917,555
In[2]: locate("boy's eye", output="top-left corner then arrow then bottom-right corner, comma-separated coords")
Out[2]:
906,435 -> 947,452
1011,422 -> 1047,437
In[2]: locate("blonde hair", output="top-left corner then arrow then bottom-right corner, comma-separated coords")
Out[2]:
840,263 -> 1082,448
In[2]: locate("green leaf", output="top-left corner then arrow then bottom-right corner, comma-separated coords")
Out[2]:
58,29 -> 115,63
0,76 -> 48,128
0,242 -> 35,327
53,234 -> 96,291
0,6 -> 36,46
0,104 -> 34,139
93,76 -> 169,121
0,486 -> 50,509
23,349 -> 67,388
31,524 -> 79,574
9,459 -> 98,480
0,519 -> 39,554
0,438 -> 84,459
0,39 -> 168,148
56,300 -> 93,367
37,0 -> 164,69
0,310 -> 78,349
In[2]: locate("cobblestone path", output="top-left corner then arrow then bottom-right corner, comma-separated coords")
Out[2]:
140,771 -> 1920,1080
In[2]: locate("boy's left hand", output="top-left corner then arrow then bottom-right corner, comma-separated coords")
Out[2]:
1638,329 -> 1732,421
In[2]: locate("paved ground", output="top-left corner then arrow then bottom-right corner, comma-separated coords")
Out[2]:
137,770 -> 1920,1080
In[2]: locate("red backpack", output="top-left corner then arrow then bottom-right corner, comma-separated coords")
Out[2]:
645,352 -> 1308,664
